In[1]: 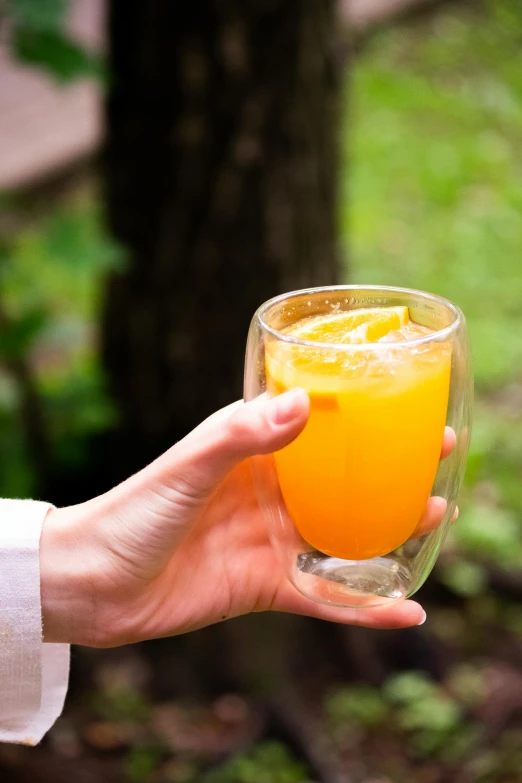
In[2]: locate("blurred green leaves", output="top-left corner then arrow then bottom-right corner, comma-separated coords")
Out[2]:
94,686 -> 150,726
453,503 -> 522,566
383,671 -> 438,705
6,0 -> 103,83
347,0 -> 522,392
326,671 -> 483,763
325,685 -> 387,728
0,308 -> 48,361
203,741 -> 309,783
3,198 -> 123,316
385,672 -> 462,753
6,0 -> 67,31
126,744 -> 165,783
439,559 -> 487,598
13,28 -> 102,83
0,193 -> 123,492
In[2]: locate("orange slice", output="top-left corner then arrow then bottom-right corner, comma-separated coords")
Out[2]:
286,306 -> 409,344
266,306 -> 411,396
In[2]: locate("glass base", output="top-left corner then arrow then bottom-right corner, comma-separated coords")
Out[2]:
296,550 -> 411,605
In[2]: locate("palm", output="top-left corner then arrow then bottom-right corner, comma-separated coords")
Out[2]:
126,463 -> 282,641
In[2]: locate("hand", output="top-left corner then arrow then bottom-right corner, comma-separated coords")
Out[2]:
412,426 -> 458,538
40,389 -> 429,648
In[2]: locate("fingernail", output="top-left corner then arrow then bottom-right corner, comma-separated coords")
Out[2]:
417,610 -> 427,626
266,389 -> 305,426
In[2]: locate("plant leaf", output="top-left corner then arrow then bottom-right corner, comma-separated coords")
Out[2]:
12,28 -> 103,84
0,309 -> 48,361
7,0 -> 68,32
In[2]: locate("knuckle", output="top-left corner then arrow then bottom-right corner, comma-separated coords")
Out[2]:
227,408 -> 258,444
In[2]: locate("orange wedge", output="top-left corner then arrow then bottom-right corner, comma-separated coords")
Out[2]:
266,306 -> 411,394
286,306 -> 409,344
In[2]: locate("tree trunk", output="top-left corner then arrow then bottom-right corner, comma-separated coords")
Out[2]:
103,0 -> 341,472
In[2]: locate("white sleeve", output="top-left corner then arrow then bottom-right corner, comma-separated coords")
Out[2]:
0,499 -> 70,745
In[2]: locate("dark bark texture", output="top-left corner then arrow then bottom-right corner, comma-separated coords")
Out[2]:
103,0 -> 340,470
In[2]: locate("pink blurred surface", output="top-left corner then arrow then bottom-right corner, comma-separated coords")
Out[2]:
0,0 -> 104,189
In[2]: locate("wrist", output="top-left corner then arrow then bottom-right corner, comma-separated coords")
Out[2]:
40,504 -> 96,646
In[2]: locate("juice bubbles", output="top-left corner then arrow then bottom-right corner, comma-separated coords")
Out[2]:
265,308 -> 451,561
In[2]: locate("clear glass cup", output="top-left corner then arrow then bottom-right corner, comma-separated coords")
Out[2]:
244,286 -> 472,608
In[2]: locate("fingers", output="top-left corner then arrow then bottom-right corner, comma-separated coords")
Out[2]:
413,496 -> 447,538
441,426 -> 456,460
271,580 -> 426,629
149,389 -> 310,502
407,427 -> 457,538
412,497 -> 459,538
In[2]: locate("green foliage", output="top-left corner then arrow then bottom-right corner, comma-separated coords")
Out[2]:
7,0 -> 67,31
325,685 -> 387,728
13,28 -> 102,83
446,664 -> 486,709
0,406 -> 36,497
384,671 -> 466,760
326,671 -> 480,762
452,503 -> 522,566
396,692 -> 459,734
203,742 -> 309,783
347,0 -> 522,392
0,195 -> 122,492
126,744 -> 165,783
41,358 -> 117,468
502,603 -> 522,637
93,686 -> 150,725
0,308 -> 48,361
439,559 -> 487,597
3,197 -> 123,315
6,0 -> 103,83
383,671 -> 436,704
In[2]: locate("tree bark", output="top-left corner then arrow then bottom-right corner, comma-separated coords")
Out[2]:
103,0 -> 341,470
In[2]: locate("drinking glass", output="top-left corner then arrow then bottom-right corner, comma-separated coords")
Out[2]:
244,286 -> 472,608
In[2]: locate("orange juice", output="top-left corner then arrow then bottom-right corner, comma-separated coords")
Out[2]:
266,308 -> 451,561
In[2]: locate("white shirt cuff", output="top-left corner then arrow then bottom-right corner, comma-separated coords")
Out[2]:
0,499 -> 70,744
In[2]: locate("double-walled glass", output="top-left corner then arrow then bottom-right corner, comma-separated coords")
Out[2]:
244,286 -> 472,608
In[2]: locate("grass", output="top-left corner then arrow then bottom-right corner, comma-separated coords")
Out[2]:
345,0 -> 522,573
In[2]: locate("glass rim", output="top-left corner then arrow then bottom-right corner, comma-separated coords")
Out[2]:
257,285 -> 463,350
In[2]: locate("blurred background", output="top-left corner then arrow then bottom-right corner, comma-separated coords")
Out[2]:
1,0 -> 522,781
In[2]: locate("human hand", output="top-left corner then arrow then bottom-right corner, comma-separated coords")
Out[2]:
412,426 -> 458,538
40,389 -> 435,647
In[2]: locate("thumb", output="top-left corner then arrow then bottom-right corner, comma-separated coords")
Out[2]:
85,389 -> 309,585
147,387 -> 310,503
